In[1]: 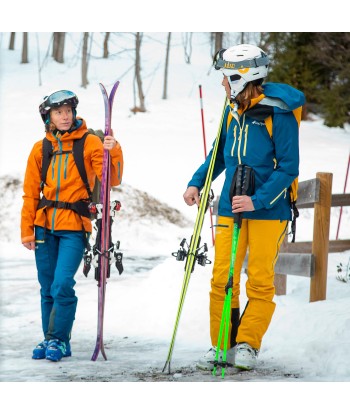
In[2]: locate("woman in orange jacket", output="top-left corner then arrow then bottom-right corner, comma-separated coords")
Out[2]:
21,90 -> 123,362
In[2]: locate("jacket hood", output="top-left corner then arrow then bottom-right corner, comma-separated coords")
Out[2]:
262,82 -> 305,112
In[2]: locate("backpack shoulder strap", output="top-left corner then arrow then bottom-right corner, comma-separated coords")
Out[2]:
293,106 -> 303,127
265,115 -> 273,138
41,137 -> 53,191
226,111 -> 233,132
73,132 -> 93,200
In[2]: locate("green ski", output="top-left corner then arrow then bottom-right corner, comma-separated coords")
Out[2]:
162,97 -> 228,374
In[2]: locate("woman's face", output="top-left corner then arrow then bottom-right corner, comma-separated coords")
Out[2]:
222,75 -> 231,100
50,104 -> 73,131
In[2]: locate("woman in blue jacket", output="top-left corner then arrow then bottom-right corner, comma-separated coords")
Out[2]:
184,44 -> 305,370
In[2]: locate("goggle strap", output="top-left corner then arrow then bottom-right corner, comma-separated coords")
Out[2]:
216,55 -> 269,70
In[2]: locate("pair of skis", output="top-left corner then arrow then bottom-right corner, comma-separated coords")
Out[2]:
163,97 -> 228,373
86,81 -> 123,361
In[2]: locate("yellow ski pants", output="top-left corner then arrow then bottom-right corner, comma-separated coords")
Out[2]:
210,216 -> 288,350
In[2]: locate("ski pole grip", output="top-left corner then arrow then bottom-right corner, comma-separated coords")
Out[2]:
235,165 -> 243,227
242,166 -> 252,196
235,165 -> 243,196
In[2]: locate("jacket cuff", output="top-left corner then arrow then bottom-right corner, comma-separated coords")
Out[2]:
250,195 -> 264,210
109,141 -> 122,157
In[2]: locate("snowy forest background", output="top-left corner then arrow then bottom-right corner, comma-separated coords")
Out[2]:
1,26 -> 350,415
7,31 -> 350,128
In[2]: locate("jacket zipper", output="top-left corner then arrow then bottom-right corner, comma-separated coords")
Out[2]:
118,161 -> 121,183
51,134 -> 63,232
243,124 -> 249,156
231,125 -> 237,156
270,188 -> 287,205
64,152 -> 69,179
237,114 -> 246,165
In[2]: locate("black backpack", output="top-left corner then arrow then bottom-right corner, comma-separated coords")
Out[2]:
38,132 -> 93,218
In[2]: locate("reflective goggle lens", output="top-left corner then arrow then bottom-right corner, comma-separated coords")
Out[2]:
47,90 -> 76,105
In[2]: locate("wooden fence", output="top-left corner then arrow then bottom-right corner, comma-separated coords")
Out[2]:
212,172 -> 350,302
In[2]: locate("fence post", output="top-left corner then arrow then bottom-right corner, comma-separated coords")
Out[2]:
274,234 -> 288,295
310,172 -> 333,302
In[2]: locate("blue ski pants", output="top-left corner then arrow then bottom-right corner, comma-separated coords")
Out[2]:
34,226 -> 86,344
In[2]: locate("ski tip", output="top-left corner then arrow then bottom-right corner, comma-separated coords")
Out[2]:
99,83 -> 108,94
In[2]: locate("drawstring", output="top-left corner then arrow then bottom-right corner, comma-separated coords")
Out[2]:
290,201 -> 299,243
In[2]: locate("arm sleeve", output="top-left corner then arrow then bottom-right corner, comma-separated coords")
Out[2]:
187,108 -> 228,190
21,142 -> 42,243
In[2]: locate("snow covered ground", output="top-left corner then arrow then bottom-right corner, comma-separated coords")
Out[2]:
1,31 -> 350,413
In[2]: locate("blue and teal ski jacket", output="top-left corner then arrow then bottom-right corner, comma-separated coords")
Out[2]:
188,82 -> 306,220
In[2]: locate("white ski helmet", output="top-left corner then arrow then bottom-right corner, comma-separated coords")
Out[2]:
213,44 -> 269,100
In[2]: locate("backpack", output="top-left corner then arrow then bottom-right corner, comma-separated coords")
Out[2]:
38,132 -> 93,218
226,105 -> 302,242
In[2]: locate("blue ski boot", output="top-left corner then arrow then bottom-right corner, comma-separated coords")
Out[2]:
32,340 -> 49,359
45,339 -> 72,362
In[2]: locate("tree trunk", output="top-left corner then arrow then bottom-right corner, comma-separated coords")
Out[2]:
133,32 -> 146,112
21,32 -> 29,63
103,32 -> 110,58
52,32 -> 65,63
162,32 -> 171,100
214,32 -> 224,56
9,33 -> 15,50
81,32 -> 89,88
183,32 -> 192,64
57,33 -> 65,63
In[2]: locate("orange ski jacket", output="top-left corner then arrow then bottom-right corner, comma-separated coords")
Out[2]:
21,118 -> 123,243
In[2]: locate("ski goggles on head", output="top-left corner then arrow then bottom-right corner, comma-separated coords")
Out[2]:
213,48 -> 270,71
40,90 -> 78,114
213,48 -> 227,70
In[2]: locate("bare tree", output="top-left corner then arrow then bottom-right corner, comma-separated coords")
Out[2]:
52,32 -> 65,63
21,32 -> 29,63
9,33 -> 15,50
103,32 -> 110,58
162,32 -> 171,100
81,32 -> 89,88
182,32 -> 192,64
132,32 -> 146,113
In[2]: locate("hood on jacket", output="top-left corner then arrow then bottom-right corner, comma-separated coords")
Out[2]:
262,82 -> 306,112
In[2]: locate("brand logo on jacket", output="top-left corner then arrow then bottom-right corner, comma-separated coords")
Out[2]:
252,120 -> 265,127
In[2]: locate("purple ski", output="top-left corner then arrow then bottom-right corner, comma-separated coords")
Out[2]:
91,81 -> 121,361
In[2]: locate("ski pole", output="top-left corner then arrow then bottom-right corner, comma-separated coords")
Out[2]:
199,85 -> 215,247
212,164 -> 252,378
336,152 -> 350,240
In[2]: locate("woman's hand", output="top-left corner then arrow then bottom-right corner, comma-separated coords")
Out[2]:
23,241 -> 35,250
103,133 -> 117,151
183,186 -> 200,206
232,195 -> 255,213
